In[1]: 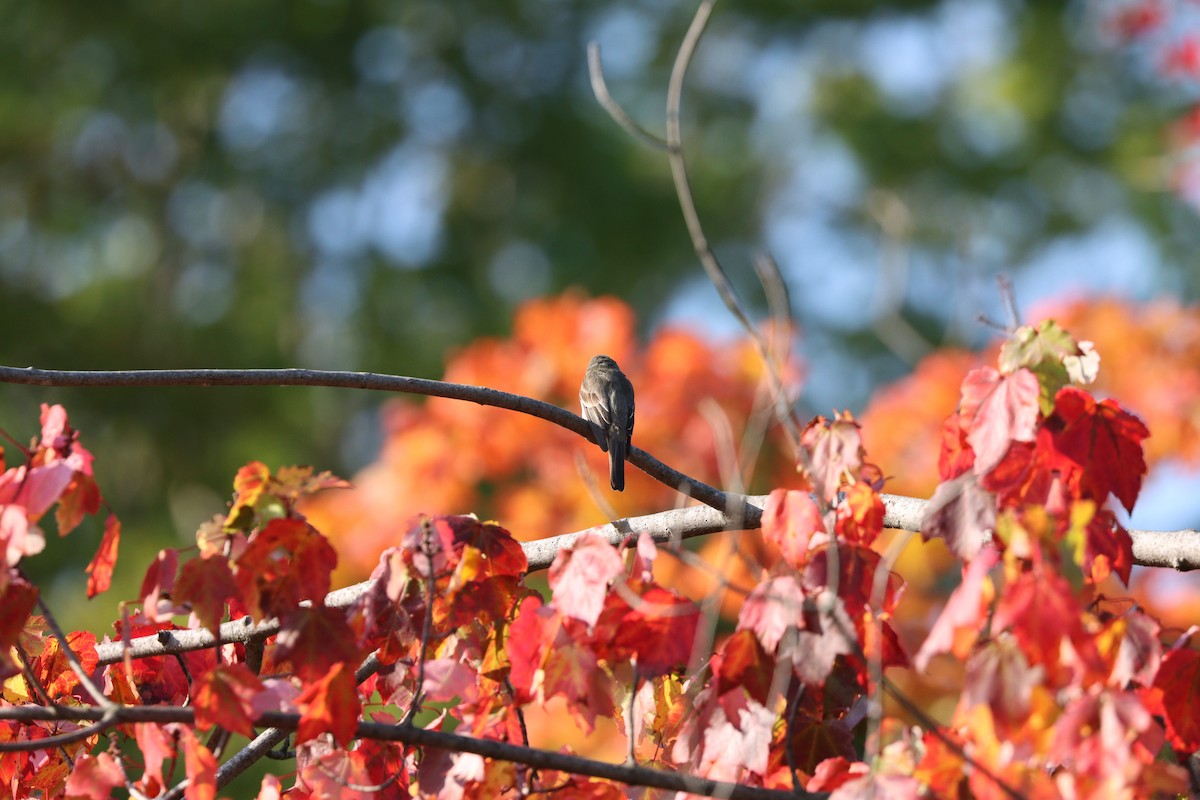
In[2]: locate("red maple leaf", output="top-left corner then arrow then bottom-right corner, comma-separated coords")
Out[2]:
175,553 -> 240,635
235,517 -> 337,620
548,531 -> 625,627
179,727 -> 218,800
594,583 -> 700,676
138,547 -> 179,622
85,514 -> 120,599
914,546 -> 998,671
762,488 -> 825,568
801,412 -> 866,504
959,367 -> 1040,477
921,473 -> 996,560
1152,643 -> 1200,751
63,752 -> 125,800
275,605 -> 365,683
296,661 -> 361,747
737,575 -> 806,654
193,663 -> 266,737
1050,387 -> 1149,513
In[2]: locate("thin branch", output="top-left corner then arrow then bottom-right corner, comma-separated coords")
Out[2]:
0,365 -> 742,519
91,492 -> 1200,667
33,593 -> 116,711
0,708 -> 119,753
0,703 -> 823,800
586,43 -> 670,150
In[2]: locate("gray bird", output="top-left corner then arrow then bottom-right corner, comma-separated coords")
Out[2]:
579,354 -> 635,491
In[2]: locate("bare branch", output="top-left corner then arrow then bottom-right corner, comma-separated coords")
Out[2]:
0,364 -> 743,517
0,703 -> 823,800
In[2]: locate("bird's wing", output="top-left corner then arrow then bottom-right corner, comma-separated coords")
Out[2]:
580,384 -> 611,451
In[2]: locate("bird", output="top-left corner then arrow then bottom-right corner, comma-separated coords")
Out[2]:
579,354 -> 635,491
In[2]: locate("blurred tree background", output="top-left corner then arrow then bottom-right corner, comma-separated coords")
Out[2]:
1,0 -> 1195,623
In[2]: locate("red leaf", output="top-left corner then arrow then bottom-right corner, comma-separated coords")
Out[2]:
138,548 -> 178,621
85,514 -> 120,598
836,483 -> 883,547
1051,387 -> 1150,513
921,474 -> 996,560
762,489 -> 825,568
598,584 -> 700,676
194,663 -> 266,737
737,575 -> 806,654
434,515 -> 527,579
914,546 -> 998,671
176,554 -> 239,635
801,412 -> 866,503
992,570 -> 1089,670
55,472 -> 101,536
134,722 -> 176,797
1051,689 -> 1153,778
296,661 -> 360,746
235,518 -> 337,620
180,728 -> 218,800
937,414 -> 975,481
713,629 -> 774,706
276,605 -> 365,683
962,635 -> 1042,724
548,531 -> 624,627
64,752 -> 125,800
960,367 -> 1040,477
1153,644 -> 1200,751
0,576 -> 39,654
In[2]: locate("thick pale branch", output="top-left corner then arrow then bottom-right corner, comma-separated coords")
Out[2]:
93,492 -> 1200,666
0,704 -> 821,800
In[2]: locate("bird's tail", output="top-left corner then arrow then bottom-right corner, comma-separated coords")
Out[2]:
608,436 -> 626,491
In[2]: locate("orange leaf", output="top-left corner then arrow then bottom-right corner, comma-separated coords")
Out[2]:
84,514 -> 120,599
175,554 -> 239,635
296,661 -> 360,747
235,518 -> 337,620
275,605 -> 364,683
193,663 -> 266,737
180,728 -> 218,800
64,752 -> 125,800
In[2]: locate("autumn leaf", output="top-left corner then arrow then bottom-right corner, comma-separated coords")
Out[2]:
914,546 -> 998,671
225,460 -> 272,531
193,663 -> 266,737
1050,387 -> 1149,513
275,605 -> 365,683
138,548 -> 178,622
998,320 -> 1091,414
712,629 -> 774,706
63,752 -> 125,800
1152,642 -> 1200,751
737,575 -> 806,654
959,367 -> 1040,477
801,413 -> 866,504
762,488 -> 825,568
180,727 -> 218,800
594,583 -> 700,676
296,661 -> 360,747
84,514 -> 120,599
234,517 -> 337,620
175,554 -> 239,635
921,473 -> 996,560
548,531 -> 625,627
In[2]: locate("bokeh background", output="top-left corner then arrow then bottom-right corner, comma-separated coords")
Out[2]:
4,0 -> 1199,674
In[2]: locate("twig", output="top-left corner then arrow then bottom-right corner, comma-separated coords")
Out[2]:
33,593 -> 116,711
586,43 -> 670,150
